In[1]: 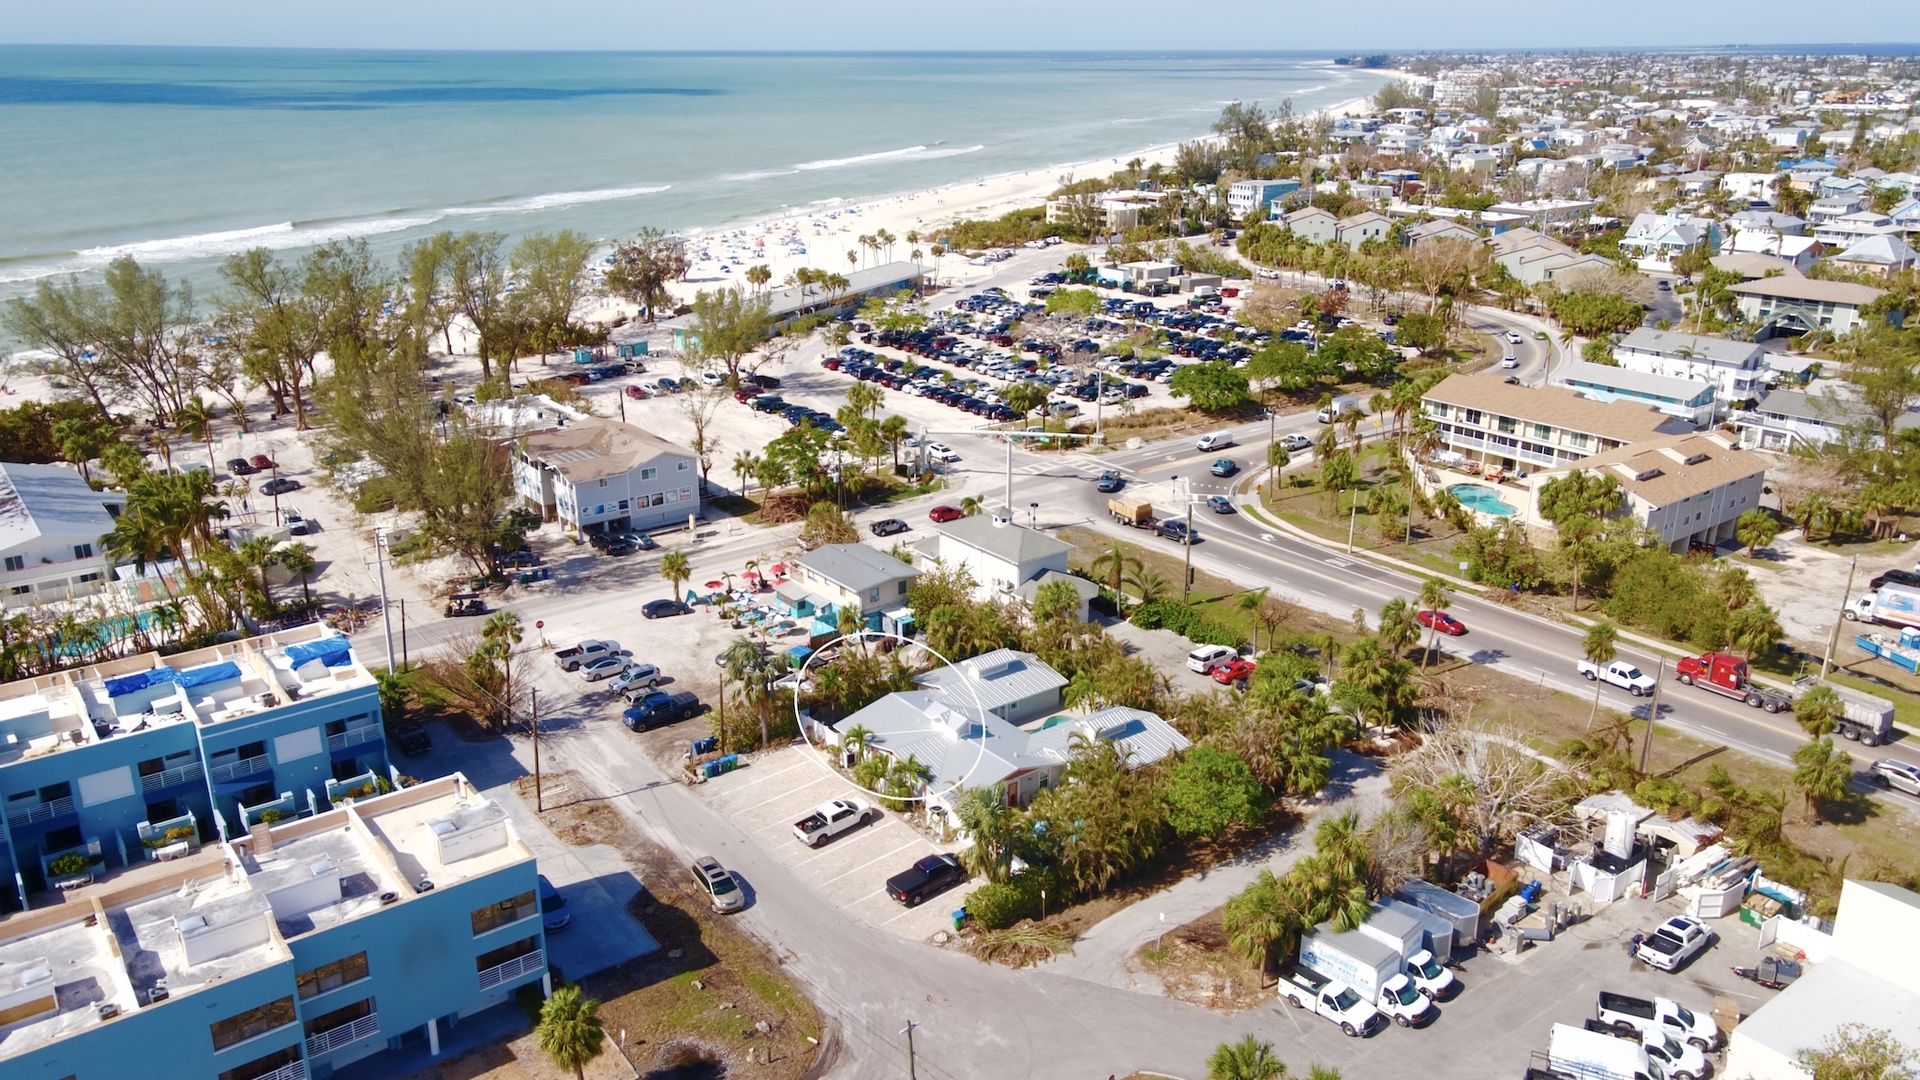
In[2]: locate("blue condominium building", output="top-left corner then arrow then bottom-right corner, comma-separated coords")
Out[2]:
0,772 -> 552,1079
0,624 -> 390,912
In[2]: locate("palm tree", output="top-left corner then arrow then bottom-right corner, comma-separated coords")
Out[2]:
1123,565 -> 1169,603
1417,578 -> 1451,671
659,549 -> 692,602
959,495 -> 984,517
745,263 -> 772,295
482,609 -> 524,713
1207,1035 -> 1288,1080
1729,601 -> 1784,660
722,636 -> 777,748
1091,540 -> 1143,596
1237,586 -> 1272,650
278,543 -> 316,608
1791,737 -> 1852,820
1792,683 -> 1842,736
1558,514 -> 1599,612
236,536 -> 278,610
535,984 -> 605,1080
1319,450 -> 1356,513
100,511 -> 175,599
840,722 -> 874,764
953,785 -> 1017,883
175,395 -> 217,474
1582,620 -> 1619,731
732,450 -> 762,499
1377,598 -> 1420,658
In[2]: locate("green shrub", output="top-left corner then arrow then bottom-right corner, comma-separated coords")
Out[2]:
965,869 -> 1064,930
350,473 -> 405,514
1128,600 -> 1244,648
48,852 -> 91,877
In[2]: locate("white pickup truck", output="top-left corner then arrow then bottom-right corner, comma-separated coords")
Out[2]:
792,798 -> 873,847
1282,967 -> 1381,1037
554,639 -> 618,671
1596,990 -> 1720,1052
1635,915 -> 1714,973
1578,658 -> 1657,697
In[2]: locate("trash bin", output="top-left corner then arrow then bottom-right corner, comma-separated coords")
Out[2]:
950,908 -> 968,932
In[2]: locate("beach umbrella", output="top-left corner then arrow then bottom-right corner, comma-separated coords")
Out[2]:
703,580 -> 724,590
770,563 -> 786,575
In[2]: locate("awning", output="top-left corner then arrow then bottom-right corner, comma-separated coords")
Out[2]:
774,581 -> 810,606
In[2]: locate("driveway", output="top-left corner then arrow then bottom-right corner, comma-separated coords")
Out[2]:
696,743 -> 973,940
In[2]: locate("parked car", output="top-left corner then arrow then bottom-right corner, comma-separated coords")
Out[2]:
884,853 -> 967,906
622,691 -> 701,731
871,517 -> 909,536
1211,658 -> 1256,685
1417,609 -> 1466,636
1870,758 -> 1920,796
281,508 -> 309,535
624,385 -> 648,400
1095,470 -> 1123,493
691,855 -> 744,913
928,505 -> 963,523
643,599 -> 692,619
261,477 -> 301,495
1186,644 -> 1237,674
578,656 -> 630,682
250,454 -> 277,470
226,457 -> 257,475
389,721 -> 431,757
1635,915 -> 1713,972
536,874 -> 570,932
607,664 -> 661,695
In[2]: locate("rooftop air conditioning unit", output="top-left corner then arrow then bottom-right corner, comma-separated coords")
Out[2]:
96,1002 -> 119,1020
147,983 -> 169,1004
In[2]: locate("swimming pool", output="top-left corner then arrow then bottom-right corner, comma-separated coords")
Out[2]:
1446,483 -> 1518,517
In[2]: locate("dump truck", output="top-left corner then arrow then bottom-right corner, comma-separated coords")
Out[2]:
1674,652 -> 1791,712
1791,676 -> 1894,746
1108,496 -> 1155,529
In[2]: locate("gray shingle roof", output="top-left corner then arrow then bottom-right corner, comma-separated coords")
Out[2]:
794,543 -> 918,595
1617,328 -> 1763,366
931,517 -> 1070,567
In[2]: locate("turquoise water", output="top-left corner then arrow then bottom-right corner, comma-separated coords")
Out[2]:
1446,483 -> 1517,516
1039,714 -> 1075,729
0,47 -> 1384,301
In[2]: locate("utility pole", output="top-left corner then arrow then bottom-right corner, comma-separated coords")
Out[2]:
1348,495 -> 1359,554
530,688 -> 543,813
373,528 -> 396,672
399,599 -> 408,670
901,1020 -> 919,1080
1639,658 -> 1664,774
1823,554 -> 1859,678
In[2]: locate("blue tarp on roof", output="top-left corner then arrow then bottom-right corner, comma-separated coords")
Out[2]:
102,661 -> 241,698
284,637 -> 353,669
104,668 -> 177,698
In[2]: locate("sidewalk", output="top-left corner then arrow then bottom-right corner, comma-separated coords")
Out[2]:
1039,749 -> 1388,991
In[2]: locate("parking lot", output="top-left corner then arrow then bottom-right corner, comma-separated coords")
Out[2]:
695,743 -> 974,940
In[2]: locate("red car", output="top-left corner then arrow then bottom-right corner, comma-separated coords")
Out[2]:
250,454 -> 276,470
1211,658 -> 1256,685
928,505 -> 963,523
1417,609 -> 1466,636
625,385 -> 648,400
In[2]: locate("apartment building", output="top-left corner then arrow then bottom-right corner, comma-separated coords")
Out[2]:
1611,328 -> 1768,411
1420,374 -> 1691,475
0,773 -> 551,1080
0,463 -> 129,610
0,624 -> 389,911
1731,276 -> 1888,337
1519,432 -> 1767,553
513,414 -> 700,536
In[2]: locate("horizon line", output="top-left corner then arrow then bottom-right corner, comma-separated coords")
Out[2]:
4,42 -> 1920,55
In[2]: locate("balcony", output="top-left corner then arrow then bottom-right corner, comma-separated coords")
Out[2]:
305,1012 -> 380,1057
142,760 -> 205,792
209,754 -> 271,784
248,1063 -> 306,1080
477,948 -> 545,991
6,795 -> 75,826
326,725 -> 382,753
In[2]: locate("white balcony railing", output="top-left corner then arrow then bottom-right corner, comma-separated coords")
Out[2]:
6,796 -> 75,825
209,754 -> 271,784
252,1062 -> 307,1080
305,1012 -> 380,1057
477,949 -> 545,991
326,726 -> 382,753
142,760 -> 205,792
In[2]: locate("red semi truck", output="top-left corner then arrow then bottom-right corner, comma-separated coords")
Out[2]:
1673,652 -> 1792,712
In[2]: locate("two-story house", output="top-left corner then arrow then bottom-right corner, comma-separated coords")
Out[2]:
913,507 -> 1089,620
1733,388 -> 1920,452
1227,179 -> 1301,220
1619,212 -> 1719,270
1279,206 -> 1339,245
1420,374 -> 1691,477
1519,432 -> 1766,553
1611,328 -> 1768,411
0,773 -> 562,1080
782,543 -> 919,636
1730,276 -> 1887,338
0,462 -> 128,610
1334,211 -> 1393,250
512,414 -> 699,537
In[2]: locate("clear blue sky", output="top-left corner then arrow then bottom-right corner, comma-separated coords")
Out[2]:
7,0 -> 1917,52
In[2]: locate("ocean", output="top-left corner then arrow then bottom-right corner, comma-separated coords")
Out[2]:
0,47 -> 1385,301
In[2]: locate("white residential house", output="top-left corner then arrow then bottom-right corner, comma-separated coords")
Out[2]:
1280,206 -> 1339,245
1553,361 -> 1718,428
1226,179 -> 1302,219
1721,172 -> 1780,203
1730,277 -> 1887,337
1334,211 -> 1393,250
1733,388 -> 1920,452
1611,328 -> 1768,410
1619,212 -> 1719,270
1725,231 -> 1822,271
913,507 -> 1085,619
1728,209 -> 1807,237
1806,195 -> 1866,225
1830,233 -> 1918,276
1887,197 -> 1920,233
0,462 -> 127,610
1518,432 -> 1766,553
512,414 -> 699,535
1812,211 -> 1895,246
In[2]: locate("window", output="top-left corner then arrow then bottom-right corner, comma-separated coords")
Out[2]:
302,995 -> 374,1038
139,757 -> 166,778
1462,409 -> 1483,426
297,952 -> 370,999
1496,417 -> 1516,434
218,1046 -> 302,1080
10,585 -> 28,596
3,555 -> 22,571
73,543 -> 93,559
471,889 -> 538,935
236,741 -> 267,761
1568,432 -> 1590,449
639,467 -> 658,480
868,587 -> 880,603
677,461 -> 690,471
475,935 -> 541,973
898,581 -> 909,596
597,478 -> 607,488
209,996 -> 297,1051
78,573 -> 100,583
1532,423 -> 1552,441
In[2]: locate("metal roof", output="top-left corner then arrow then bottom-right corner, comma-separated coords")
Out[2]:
0,462 -> 122,551
915,648 -> 1067,714
794,544 -> 918,595
1616,328 -> 1765,366
1026,705 -> 1190,767
929,516 -> 1071,568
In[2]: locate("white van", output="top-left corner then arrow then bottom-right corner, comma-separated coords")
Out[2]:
1196,432 -> 1235,452
1186,644 -> 1237,674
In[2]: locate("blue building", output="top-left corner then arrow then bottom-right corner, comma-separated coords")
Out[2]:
0,772 -> 551,1079
0,624 -> 390,912
1555,360 -> 1718,429
1227,179 -> 1302,219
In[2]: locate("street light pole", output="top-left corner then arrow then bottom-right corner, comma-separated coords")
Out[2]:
373,528 -> 396,671
1172,475 -> 1195,604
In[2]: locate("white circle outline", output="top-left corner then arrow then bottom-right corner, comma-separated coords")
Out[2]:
789,629 -> 992,804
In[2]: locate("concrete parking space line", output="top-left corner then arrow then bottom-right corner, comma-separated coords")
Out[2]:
727,770 -> 839,816
790,819 -> 912,864
708,756 -> 815,796
819,837 -> 929,885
